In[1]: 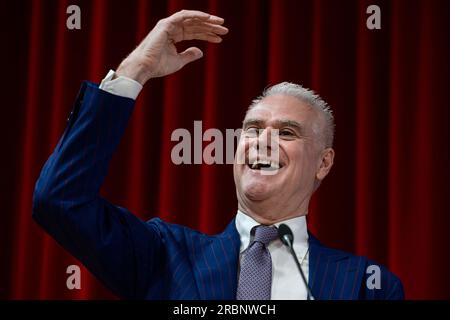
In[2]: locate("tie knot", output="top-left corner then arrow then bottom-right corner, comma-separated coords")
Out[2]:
252,225 -> 278,246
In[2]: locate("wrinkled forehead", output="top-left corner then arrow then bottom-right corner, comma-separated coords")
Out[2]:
244,94 -> 322,131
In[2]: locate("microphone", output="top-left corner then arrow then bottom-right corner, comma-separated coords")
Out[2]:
278,223 -> 315,300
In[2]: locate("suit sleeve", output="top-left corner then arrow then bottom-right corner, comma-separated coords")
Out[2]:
32,81 -> 161,299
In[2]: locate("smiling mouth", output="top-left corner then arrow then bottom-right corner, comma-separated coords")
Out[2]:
247,160 -> 283,172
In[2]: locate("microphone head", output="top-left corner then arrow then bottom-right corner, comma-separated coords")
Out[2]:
278,223 -> 294,247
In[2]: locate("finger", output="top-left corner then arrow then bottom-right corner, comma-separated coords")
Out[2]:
182,17 -> 226,28
171,10 -> 225,25
183,32 -> 223,43
183,22 -> 229,35
184,26 -> 228,38
207,15 -> 225,25
179,47 -> 204,66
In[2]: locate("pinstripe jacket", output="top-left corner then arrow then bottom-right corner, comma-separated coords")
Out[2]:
32,82 -> 404,300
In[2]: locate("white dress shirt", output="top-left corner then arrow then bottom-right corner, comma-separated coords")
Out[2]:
99,70 -> 311,299
99,69 -> 143,99
236,210 -> 310,300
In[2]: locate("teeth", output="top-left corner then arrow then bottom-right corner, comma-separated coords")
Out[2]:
250,161 -> 280,170
262,163 -> 280,171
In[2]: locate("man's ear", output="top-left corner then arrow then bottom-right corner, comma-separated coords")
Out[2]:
316,148 -> 334,181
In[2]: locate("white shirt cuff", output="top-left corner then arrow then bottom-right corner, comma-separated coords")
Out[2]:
99,69 -> 143,100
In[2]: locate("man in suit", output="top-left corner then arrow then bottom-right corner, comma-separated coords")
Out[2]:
32,10 -> 404,300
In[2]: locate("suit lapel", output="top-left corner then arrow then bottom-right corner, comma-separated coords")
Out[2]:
188,219 -> 240,300
188,224 -> 366,300
308,233 -> 365,300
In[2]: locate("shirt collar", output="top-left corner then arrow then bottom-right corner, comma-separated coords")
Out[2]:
235,210 -> 309,255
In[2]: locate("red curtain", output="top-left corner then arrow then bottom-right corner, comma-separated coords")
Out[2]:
1,0 -> 449,299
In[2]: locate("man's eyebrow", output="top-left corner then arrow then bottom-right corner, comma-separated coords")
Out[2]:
273,120 -> 304,133
242,118 -> 305,134
242,118 -> 265,127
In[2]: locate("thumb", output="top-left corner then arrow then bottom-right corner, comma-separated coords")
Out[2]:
179,47 -> 203,66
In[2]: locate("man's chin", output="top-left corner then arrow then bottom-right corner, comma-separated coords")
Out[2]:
242,183 -> 277,202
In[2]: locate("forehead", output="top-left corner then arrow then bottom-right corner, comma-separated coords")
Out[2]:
245,94 -> 318,125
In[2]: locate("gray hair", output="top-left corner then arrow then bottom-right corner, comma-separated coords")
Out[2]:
248,82 -> 335,148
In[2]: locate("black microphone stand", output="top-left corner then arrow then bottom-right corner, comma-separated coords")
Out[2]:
278,224 -> 315,300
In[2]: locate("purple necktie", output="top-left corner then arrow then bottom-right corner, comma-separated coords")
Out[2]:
236,225 -> 279,300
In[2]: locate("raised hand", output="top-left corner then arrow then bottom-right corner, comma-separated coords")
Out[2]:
116,10 -> 228,85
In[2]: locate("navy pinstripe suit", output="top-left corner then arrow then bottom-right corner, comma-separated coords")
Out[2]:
32,82 -> 404,300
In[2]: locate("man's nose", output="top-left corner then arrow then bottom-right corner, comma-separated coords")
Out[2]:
256,127 -> 278,152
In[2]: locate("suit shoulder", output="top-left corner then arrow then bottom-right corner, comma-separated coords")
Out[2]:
364,258 -> 404,299
310,235 -> 404,299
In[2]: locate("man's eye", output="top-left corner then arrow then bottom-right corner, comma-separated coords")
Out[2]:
280,130 -> 294,136
246,127 -> 259,135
